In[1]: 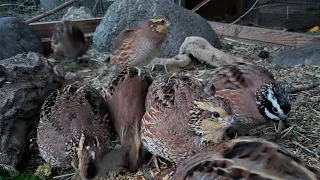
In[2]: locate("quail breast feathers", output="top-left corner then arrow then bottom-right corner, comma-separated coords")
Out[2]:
111,15 -> 170,68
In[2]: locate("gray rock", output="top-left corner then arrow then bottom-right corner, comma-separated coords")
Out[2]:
0,17 -> 43,60
93,0 -> 221,58
0,52 -> 63,167
271,42 -> 320,66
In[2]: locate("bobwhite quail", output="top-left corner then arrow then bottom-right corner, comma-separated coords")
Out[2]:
111,15 -> 170,68
107,67 -> 152,172
202,62 -> 291,133
51,20 -> 89,60
173,137 -> 320,180
37,82 -> 110,179
141,75 -> 235,165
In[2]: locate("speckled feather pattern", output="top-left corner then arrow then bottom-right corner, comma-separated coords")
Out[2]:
173,137 -> 320,180
202,62 -> 284,129
203,62 -> 275,92
111,16 -> 168,67
141,76 -> 233,164
37,82 -> 110,167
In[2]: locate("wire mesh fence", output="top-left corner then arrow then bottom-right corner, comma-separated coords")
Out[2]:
0,0 -> 115,22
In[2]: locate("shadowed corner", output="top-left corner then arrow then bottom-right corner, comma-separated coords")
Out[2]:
95,147 -> 128,177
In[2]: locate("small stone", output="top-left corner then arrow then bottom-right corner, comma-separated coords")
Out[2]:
258,50 -> 270,59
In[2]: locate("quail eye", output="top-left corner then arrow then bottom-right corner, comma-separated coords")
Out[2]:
212,112 -> 220,118
272,107 -> 277,113
160,20 -> 165,24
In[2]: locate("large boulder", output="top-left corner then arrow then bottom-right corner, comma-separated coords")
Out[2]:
271,42 -> 320,66
0,17 -> 43,60
93,0 -> 221,58
0,52 -> 64,167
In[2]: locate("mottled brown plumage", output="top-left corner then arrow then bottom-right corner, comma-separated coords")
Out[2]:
111,15 -> 170,68
51,20 -> 89,60
202,62 -> 291,132
37,82 -> 110,179
173,137 -> 320,180
141,75 -> 235,165
107,67 -> 152,172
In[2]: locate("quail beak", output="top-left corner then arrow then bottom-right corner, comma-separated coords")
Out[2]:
221,116 -> 236,127
279,114 -> 290,127
279,114 -> 287,122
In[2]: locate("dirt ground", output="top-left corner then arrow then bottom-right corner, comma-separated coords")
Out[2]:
20,36 -> 320,180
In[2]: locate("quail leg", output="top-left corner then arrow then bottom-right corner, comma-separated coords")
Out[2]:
71,161 -> 80,180
147,155 -> 168,172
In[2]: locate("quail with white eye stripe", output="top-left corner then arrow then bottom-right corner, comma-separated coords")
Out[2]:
202,62 -> 291,134
256,83 -> 291,122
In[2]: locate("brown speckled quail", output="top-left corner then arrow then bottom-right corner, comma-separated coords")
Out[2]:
37,82 -> 110,179
202,62 -> 291,133
51,20 -> 89,60
173,137 -> 320,180
111,15 -> 170,68
140,75 -> 236,166
107,67 -> 152,172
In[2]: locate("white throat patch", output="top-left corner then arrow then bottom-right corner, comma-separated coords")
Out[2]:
264,108 -> 280,120
90,151 -> 95,160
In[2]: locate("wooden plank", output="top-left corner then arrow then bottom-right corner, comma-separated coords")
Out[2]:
208,21 -> 320,47
29,17 -> 102,38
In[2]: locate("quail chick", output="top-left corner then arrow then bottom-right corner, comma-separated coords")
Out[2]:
111,15 -> 170,68
141,75 -> 236,165
202,62 -> 291,133
107,67 -> 152,172
173,137 -> 320,180
51,20 -> 89,60
37,82 -> 110,179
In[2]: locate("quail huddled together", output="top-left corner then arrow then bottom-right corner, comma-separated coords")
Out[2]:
35,13 -> 320,180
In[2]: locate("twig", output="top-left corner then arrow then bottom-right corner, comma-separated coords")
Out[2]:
25,0 -> 80,24
293,141 -> 319,157
213,0 -> 259,30
52,172 -> 76,179
290,82 -> 320,94
191,0 -> 210,12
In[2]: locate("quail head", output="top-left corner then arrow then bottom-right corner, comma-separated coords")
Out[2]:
51,20 -> 89,60
111,15 -> 170,68
140,75 -> 236,165
107,67 -> 152,172
37,82 -> 110,179
202,62 -> 291,133
173,137 -> 320,180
